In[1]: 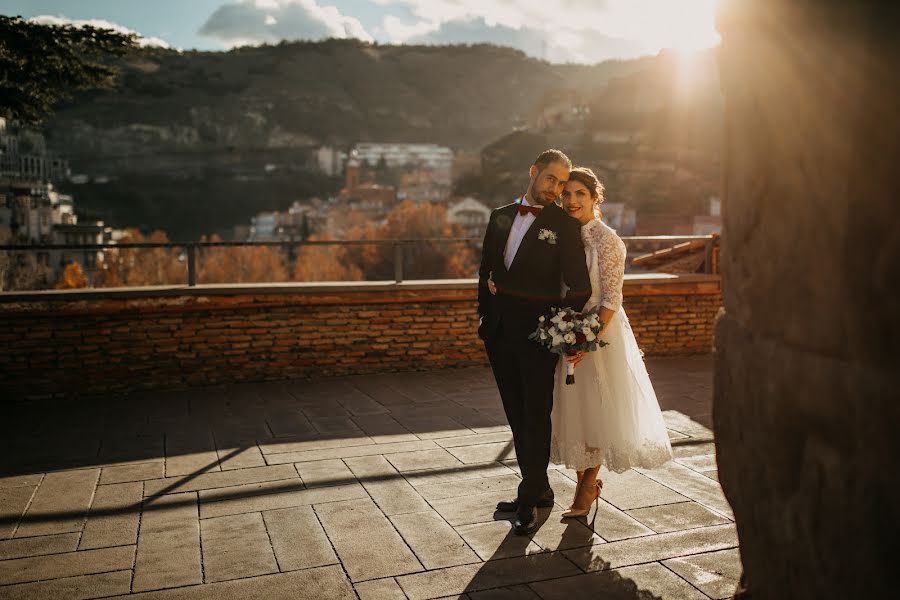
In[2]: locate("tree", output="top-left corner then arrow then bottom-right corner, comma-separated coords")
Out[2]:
292,235 -> 364,282
0,231 -> 53,291
55,261 -> 89,289
0,15 -> 137,123
94,229 -> 185,287
198,234 -> 290,284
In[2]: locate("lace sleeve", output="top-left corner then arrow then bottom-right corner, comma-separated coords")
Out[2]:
590,225 -> 626,312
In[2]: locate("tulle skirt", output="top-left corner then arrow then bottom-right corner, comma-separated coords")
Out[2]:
550,308 -> 673,473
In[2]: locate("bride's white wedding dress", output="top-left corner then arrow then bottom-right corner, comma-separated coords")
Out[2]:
550,218 -> 673,473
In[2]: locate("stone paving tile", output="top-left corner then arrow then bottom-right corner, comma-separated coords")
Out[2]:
626,501 -> 731,534
704,470 -> 719,482
100,462 -> 165,485
445,442 -> 516,465
309,416 -> 365,436
455,520 -> 543,560
99,435 -> 165,464
133,492 -> 202,592
663,547 -> 743,599
344,455 -> 431,515
315,498 -> 424,582
0,532 -> 79,560
334,393 -> 390,417
111,565 -> 356,599
675,453 -> 719,472
214,446 -> 267,471
80,481 -> 142,550
0,486 -> 36,539
165,429 -> 221,478
435,432 -> 513,449
390,511 -> 480,569
300,401 -> 353,419
258,434 -> 372,456
143,464 -> 299,497
0,474 -> 42,489
529,511 -> 605,551
403,462 -> 517,488
396,552 -> 582,600
0,569 -> 133,600
262,505 -> 338,571
596,468 -> 689,511
636,462 -> 734,519
263,440 -> 438,464
0,544 -> 135,585
393,416 -> 474,440
428,490 -> 519,527
673,442 -> 716,459
354,577 -> 408,600
529,562 -> 709,600
468,585 -> 542,599
351,414 -> 420,444
662,410 -> 714,439
590,499 -> 664,543
414,474 -> 522,502
16,468 -> 100,538
199,480 -> 366,519
264,410 -> 317,438
200,512 -> 278,583
562,523 -> 738,572
294,458 -> 356,488
385,448 -> 463,472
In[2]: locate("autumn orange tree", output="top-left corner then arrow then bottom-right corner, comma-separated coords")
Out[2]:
292,234 -> 364,282
94,229 -> 185,287
198,234 -> 289,284
55,261 -> 89,289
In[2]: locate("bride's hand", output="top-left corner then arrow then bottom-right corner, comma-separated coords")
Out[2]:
566,351 -> 587,366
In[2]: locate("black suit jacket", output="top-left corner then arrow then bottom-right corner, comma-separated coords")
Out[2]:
478,201 -> 592,342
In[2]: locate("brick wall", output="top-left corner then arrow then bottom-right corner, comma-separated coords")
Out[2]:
0,276 -> 720,399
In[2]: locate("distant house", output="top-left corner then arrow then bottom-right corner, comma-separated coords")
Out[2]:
447,197 -> 491,240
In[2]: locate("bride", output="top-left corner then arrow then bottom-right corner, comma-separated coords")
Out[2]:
552,167 -> 673,518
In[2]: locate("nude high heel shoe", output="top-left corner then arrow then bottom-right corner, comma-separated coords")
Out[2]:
561,480 -> 602,518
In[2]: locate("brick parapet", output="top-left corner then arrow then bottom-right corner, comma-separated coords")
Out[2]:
0,276 -> 720,399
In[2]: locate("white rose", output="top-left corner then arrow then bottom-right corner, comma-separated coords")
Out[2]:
564,332 -> 576,344
548,327 -> 558,336
552,334 -> 564,346
538,316 -> 545,322
586,331 -> 596,342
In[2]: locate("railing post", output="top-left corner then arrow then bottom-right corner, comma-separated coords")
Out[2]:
703,238 -> 713,274
393,242 -> 403,283
187,244 -> 197,286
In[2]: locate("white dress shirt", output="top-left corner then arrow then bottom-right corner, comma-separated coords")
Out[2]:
503,196 -> 541,270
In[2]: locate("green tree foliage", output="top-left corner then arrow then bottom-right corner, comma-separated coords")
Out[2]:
0,15 -> 137,123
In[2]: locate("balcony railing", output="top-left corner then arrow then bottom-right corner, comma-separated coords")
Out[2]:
0,235 -> 716,290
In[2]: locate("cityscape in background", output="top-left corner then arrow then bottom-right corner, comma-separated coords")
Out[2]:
0,42 -> 723,291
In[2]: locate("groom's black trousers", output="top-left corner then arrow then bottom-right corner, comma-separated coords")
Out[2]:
484,332 -> 557,510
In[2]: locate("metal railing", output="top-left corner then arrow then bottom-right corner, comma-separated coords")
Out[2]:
0,235 -> 716,288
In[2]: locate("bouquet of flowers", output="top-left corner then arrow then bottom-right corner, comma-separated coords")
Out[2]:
528,307 -> 609,384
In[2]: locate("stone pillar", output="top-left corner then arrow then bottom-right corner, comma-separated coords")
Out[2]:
714,1 -> 900,597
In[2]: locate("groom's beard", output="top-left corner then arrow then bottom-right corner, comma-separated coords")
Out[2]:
528,180 -> 555,207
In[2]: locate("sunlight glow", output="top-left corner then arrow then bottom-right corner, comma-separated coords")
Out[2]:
602,0 -> 721,54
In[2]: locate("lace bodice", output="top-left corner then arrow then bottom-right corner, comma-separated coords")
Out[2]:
581,218 -> 627,312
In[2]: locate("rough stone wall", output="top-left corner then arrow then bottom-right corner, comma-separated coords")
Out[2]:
0,277 -> 720,399
714,1 -> 900,597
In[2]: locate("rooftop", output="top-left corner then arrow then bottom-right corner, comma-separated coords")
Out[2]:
0,355 -> 738,599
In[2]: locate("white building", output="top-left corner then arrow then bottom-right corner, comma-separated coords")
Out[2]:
447,197 -> 492,240
353,143 -> 453,177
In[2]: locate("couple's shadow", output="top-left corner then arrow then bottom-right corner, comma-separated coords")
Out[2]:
460,506 -> 664,599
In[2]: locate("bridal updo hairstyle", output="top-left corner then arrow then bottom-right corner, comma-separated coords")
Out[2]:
567,167 -> 605,219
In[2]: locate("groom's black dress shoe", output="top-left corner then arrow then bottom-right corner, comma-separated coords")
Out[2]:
496,489 -> 554,513
513,506 -> 540,536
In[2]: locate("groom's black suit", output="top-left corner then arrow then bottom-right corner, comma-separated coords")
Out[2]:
478,200 -> 592,513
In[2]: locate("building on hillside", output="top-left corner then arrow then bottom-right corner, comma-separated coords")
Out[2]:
316,146 -> 347,176
447,197 -> 491,240
353,143 -> 453,174
0,118 -> 70,182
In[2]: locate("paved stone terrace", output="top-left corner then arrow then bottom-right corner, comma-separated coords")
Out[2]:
0,356 -> 739,599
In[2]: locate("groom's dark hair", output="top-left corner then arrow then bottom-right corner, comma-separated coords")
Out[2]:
533,149 -> 572,172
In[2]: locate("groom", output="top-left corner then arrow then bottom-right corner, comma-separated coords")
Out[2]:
478,149 -> 592,534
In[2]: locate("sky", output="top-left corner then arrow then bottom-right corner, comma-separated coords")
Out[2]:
0,0 -> 721,64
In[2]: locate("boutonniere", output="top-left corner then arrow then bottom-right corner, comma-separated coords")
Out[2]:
537,229 -> 558,245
